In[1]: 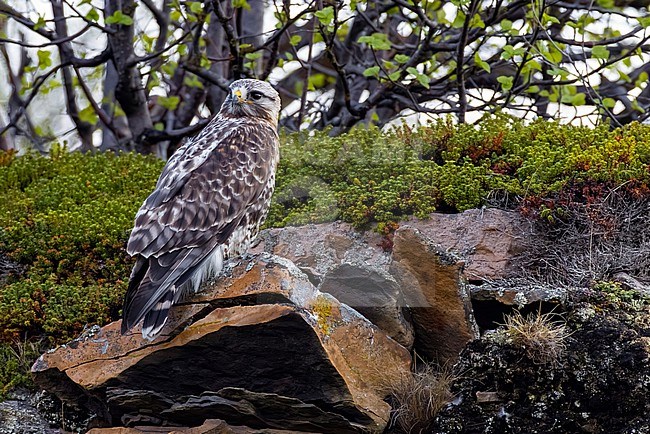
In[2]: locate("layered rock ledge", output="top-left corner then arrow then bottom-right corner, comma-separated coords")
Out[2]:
32,254 -> 411,433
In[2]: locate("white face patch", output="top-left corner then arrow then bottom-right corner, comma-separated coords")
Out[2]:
233,87 -> 247,103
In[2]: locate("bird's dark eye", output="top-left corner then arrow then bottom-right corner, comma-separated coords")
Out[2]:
250,91 -> 264,101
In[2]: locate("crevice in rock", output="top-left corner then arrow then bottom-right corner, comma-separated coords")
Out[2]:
471,300 -> 563,332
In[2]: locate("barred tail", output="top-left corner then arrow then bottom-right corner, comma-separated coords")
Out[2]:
141,289 -> 176,340
121,245 -> 224,339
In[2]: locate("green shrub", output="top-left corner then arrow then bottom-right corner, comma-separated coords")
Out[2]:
271,116 -> 650,229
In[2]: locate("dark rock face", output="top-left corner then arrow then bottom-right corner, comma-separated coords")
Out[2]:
431,292 -> 650,433
0,388 -> 91,434
0,389 -> 59,434
31,254 -> 411,433
319,263 -> 414,348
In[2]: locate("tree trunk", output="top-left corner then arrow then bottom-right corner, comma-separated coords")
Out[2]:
105,0 -> 153,153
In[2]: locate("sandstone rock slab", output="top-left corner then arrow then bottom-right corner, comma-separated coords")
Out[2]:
32,254 -> 411,433
86,418 -> 311,433
405,208 -> 531,282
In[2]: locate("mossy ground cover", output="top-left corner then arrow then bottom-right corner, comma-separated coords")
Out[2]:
1,116 -> 650,395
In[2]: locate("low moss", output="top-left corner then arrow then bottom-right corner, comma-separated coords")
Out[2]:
272,115 -> 650,228
0,146 -> 163,347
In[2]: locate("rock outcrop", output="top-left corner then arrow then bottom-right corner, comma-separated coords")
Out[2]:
29,209 -> 546,432
0,390 -> 61,434
391,226 -> 479,364
251,209 -> 533,353
255,208 -> 531,284
32,254 -> 411,433
253,223 -> 414,348
86,418 -> 323,433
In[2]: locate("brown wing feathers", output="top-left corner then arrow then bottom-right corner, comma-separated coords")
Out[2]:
121,114 -> 278,339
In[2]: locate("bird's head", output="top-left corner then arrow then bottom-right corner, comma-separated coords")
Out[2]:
222,79 -> 281,124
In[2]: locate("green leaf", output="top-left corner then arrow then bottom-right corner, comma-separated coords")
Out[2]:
239,43 -> 253,53
469,14 -> 485,29
501,45 -> 524,60
548,67 -> 569,78
244,52 -> 262,60
388,71 -> 401,81
85,8 -> 100,22
161,62 -> 176,76
308,73 -> 327,89
78,105 -> 98,125
416,73 -> 430,88
500,19 -> 512,31
154,122 -> 164,131
363,66 -> 380,78
394,54 -> 409,64
37,50 -> 52,69
526,85 -> 540,94
188,2 -> 203,14
232,0 -> 251,10
522,59 -> 542,73
497,76 -> 513,91
289,35 -> 302,46
406,67 -> 429,88
34,15 -> 46,30
637,16 -> 650,28
618,70 -> 631,83
406,67 -> 420,76
570,93 -> 586,106
474,52 -> 490,73
142,33 -> 155,51
602,97 -> 616,108
183,75 -> 204,89
591,46 -> 610,60
358,33 -> 392,50
147,71 -> 160,90
170,10 -> 181,21
314,6 -> 334,26
157,96 -> 180,110
547,45 -> 564,64
452,11 -> 466,28
105,10 -> 133,25
542,13 -> 560,25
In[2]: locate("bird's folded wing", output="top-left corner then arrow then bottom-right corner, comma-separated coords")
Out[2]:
126,121 -> 278,258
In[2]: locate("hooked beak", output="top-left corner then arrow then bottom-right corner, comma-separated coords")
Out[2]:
234,89 -> 245,104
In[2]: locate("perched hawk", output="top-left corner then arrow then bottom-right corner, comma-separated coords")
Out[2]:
121,79 -> 281,339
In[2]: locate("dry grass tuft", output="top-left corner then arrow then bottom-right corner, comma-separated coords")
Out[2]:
387,363 -> 455,434
503,309 -> 570,367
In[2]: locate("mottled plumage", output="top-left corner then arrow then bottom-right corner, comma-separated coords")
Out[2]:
121,79 -> 281,339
